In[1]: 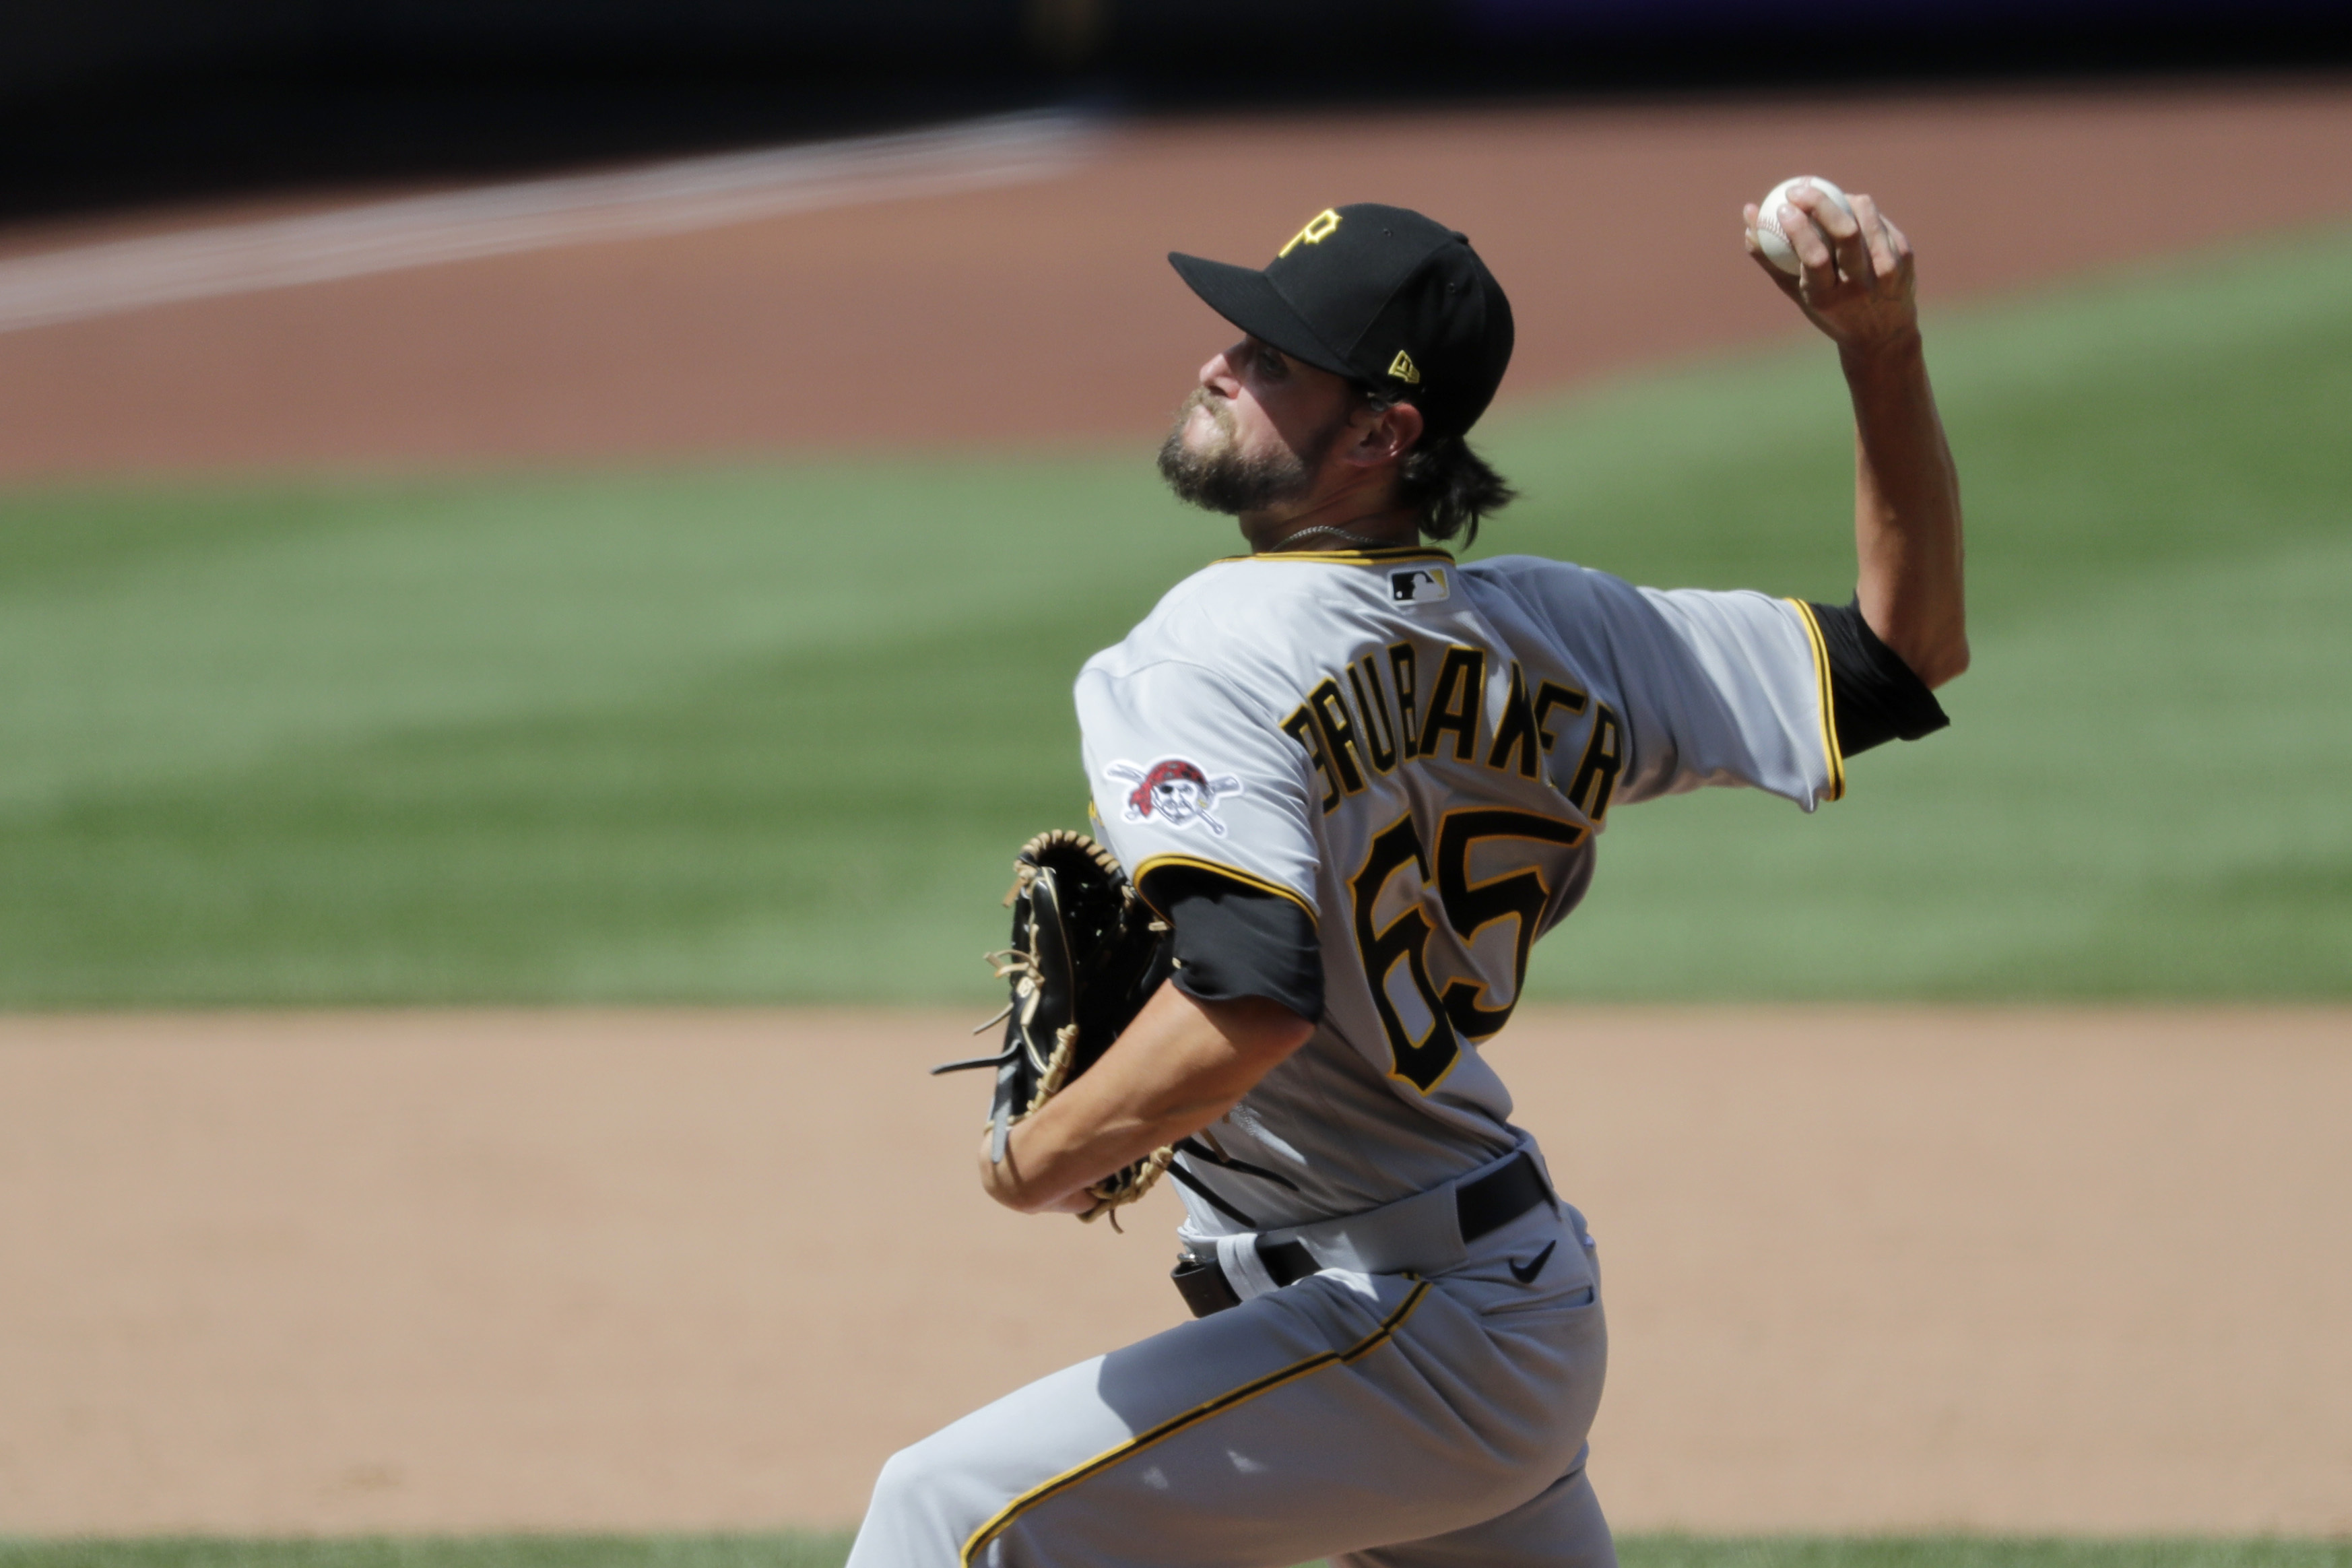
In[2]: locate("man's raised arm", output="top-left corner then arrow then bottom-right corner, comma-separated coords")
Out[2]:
1749,183 -> 1968,689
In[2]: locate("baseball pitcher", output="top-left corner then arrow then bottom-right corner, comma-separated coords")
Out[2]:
854,187 -> 1963,1566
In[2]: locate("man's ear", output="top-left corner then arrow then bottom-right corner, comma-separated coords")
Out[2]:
1342,401 -> 1425,469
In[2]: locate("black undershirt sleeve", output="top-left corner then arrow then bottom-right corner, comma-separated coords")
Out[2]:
1806,595 -> 1951,758
1139,865 -> 1324,1024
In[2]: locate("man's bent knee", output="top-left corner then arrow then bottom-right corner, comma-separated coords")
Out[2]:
849,1434 -> 988,1568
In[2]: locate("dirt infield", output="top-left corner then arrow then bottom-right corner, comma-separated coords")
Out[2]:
2,81 -> 2351,477
2,1007 -> 2345,1538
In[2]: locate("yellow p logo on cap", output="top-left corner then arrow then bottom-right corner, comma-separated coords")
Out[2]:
1278,208 -> 1342,258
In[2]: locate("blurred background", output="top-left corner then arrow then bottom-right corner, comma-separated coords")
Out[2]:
7,0 -> 2343,224
1,1 -> 2347,1560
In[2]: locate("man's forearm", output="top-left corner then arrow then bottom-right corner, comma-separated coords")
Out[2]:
1845,329 -> 1967,688
980,985 -> 1312,1216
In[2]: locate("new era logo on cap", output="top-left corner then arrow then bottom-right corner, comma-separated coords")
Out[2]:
1169,203 -> 1514,440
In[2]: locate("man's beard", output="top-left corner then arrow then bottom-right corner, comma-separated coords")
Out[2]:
1156,389 -> 1329,515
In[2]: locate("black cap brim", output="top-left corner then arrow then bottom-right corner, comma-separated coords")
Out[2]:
1167,253 -> 1357,381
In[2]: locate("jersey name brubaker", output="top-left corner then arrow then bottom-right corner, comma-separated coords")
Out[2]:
1279,640 -> 1625,824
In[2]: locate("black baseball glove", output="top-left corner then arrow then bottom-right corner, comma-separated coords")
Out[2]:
932,830 -> 1174,1224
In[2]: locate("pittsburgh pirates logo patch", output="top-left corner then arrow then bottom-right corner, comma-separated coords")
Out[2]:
1104,757 -> 1245,837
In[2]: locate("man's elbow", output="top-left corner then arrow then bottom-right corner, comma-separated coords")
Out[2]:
1914,632 -> 1969,690
1873,604 -> 1969,691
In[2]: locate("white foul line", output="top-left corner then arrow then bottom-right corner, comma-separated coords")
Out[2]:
0,110 -> 1100,336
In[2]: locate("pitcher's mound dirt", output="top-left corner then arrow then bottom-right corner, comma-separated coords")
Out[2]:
1,1006 -> 2345,1538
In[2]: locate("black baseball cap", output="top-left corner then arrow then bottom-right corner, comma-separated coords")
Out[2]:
1169,203 -> 1514,440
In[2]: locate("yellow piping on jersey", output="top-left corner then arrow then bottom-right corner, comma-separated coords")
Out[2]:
959,1278 -> 1434,1564
1132,854 -> 1318,923
1784,598 -> 1848,803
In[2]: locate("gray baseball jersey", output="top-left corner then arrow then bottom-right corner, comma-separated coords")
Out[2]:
851,543 -> 1845,1568
1076,545 -> 1838,1241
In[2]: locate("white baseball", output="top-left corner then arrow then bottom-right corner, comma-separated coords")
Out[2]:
1753,176 -> 1855,275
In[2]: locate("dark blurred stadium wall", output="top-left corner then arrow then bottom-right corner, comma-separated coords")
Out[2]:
3,0 -> 2340,220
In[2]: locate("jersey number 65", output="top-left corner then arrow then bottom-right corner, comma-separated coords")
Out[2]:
1349,808 -> 1588,1092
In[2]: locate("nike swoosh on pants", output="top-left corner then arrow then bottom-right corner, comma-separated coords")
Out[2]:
1507,1240 -> 1558,1284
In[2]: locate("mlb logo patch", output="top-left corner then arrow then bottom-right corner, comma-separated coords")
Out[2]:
1391,567 -> 1449,603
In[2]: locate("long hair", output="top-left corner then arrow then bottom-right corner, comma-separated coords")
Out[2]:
1361,388 -> 1516,547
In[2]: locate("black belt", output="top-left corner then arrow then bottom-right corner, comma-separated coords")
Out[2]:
1171,1150 -> 1552,1319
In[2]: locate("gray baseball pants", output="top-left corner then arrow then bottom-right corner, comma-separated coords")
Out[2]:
847,1201 -> 1613,1568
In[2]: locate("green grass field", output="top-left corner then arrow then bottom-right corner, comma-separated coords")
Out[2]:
3,1536 -> 2345,1568
4,225 -> 2347,1006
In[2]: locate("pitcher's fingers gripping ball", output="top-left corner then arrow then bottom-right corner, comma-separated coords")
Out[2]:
1749,175 -> 1861,273
1744,177 -> 1919,349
